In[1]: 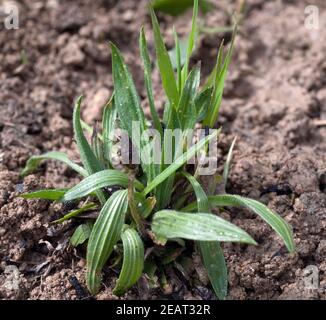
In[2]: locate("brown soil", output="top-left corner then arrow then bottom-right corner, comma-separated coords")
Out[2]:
0,0 -> 325,300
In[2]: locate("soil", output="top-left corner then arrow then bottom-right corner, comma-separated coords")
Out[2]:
0,0 -> 325,300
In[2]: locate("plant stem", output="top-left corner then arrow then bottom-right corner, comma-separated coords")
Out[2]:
128,175 -> 146,236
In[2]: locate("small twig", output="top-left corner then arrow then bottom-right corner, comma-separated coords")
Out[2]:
69,275 -> 90,300
199,25 -> 234,35
314,119 -> 326,127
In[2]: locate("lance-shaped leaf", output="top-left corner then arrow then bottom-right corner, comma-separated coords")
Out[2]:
223,136 -> 237,185
195,87 -> 213,122
139,28 -> 162,136
73,96 -> 104,175
63,170 -> 144,201
183,194 -> 295,253
113,227 -> 144,296
177,64 -> 201,130
154,173 -> 175,211
140,197 -> 156,218
143,128 -> 220,196
73,97 -> 106,205
53,202 -> 97,224
20,189 -> 68,201
172,27 -> 182,92
182,172 -> 209,212
152,210 -> 257,244
152,0 -> 213,16
182,172 -> 227,299
86,190 -> 128,295
203,28 -> 236,127
70,223 -> 93,247
21,151 -> 87,177
102,96 -> 117,167
199,240 -> 228,299
110,43 -> 153,180
110,43 -> 147,142
92,126 -> 105,167
150,7 -> 179,108
139,28 -> 163,185
81,120 -> 103,141
134,192 -> 156,218
181,0 -> 199,85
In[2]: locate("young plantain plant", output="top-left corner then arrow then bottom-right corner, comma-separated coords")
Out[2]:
21,0 -> 294,299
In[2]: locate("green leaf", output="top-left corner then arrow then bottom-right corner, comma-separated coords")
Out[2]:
53,203 -> 97,224
102,96 -> 117,167
81,120 -> 103,141
152,210 -> 257,244
91,125 -> 105,167
199,241 -> 228,300
139,28 -> 162,136
154,95 -> 195,208
70,223 -> 93,247
63,170 -> 144,201
113,227 -> 144,296
73,96 -> 104,175
181,172 -> 209,212
152,0 -> 212,17
140,197 -> 157,218
195,87 -> 213,122
203,28 -> 237,127
177,64 -> 201,130
21,151 -> 87,177
150,7 -> 179,108
143,128 -> 220,196
86,190 -> 128,295
20,189 -> 68,201
154,173 -> 175,210
110,42 -> 147,144
181,0 -> 199,84
223,137 -> 237,185
172,28 -> 183,92
134,192 -> 156,218
139,28 -> 164,184
203,40 -> 224,90
110,43 -> 154,180
166,104 -> 182,130
163,101 -> 171,125
153,107 -> 178,210
183,194 -> 295,252
73,96 -> 106,205
182,172 -> 227,300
